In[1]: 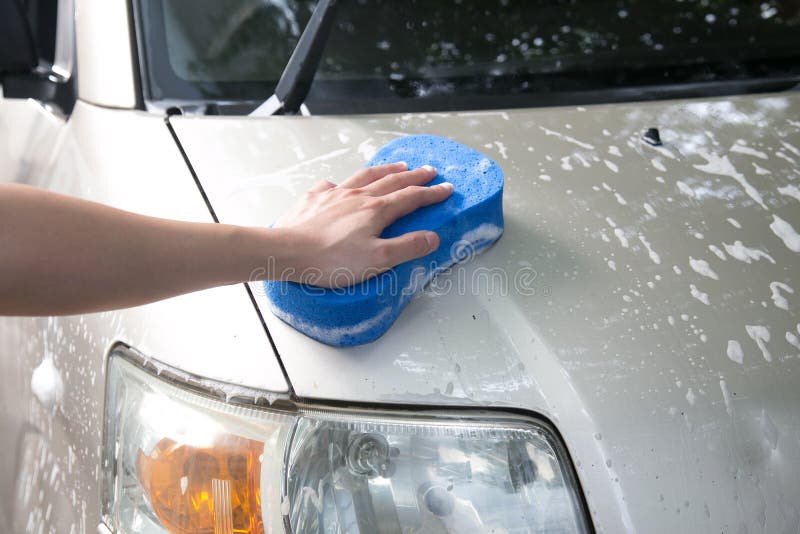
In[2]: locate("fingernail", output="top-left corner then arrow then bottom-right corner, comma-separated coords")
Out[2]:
396,161 -> 408,169
440,182 -> 453,191
421,164 -> 436,173
425,232 -> 438,250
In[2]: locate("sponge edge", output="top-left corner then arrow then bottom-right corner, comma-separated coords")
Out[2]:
265,135 -> 504,346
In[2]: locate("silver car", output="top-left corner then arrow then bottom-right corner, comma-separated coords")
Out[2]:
2,0 -> 799,532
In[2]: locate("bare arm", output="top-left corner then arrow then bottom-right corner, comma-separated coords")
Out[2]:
0,162 -> 451,315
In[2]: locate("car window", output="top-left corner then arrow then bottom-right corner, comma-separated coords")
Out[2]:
135,0 -> 800,113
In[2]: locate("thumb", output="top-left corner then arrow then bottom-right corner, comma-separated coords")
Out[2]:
379,231 -> 440,268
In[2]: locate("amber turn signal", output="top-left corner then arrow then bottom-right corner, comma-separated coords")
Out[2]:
136,436 -> 264,534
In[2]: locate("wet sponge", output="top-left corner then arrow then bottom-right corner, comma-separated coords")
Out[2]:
265,135 -> 504,346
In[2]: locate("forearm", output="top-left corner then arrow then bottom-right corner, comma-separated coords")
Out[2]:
0,184 -> 282,315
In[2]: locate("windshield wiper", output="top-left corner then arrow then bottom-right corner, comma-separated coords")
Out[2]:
250,0 -> 338,116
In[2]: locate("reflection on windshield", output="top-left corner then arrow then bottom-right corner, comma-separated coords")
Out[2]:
137,0 -> 800,111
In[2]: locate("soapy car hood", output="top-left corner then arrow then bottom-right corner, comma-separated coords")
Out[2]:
171,92 -> 800,532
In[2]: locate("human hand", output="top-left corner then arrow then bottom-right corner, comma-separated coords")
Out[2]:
272,162 -> 452,287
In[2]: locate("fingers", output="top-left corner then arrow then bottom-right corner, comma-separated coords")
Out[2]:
339,161 -> 407,189
364,165 -> 437,196
379,230 -> 440,267
308,179 -> 336,193
380,182 -> 453,225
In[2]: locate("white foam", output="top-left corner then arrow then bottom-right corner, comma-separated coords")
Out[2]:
644,202 -> 657,217
730,141 -> 767,159
538,126 -> 595,149
560,156 -> 573,171
761,410 -> 779,450
686,388 -> 696,405
690,284 -> 710,305
769,215 -> 800,252
708,244 -> 727,260
272,304 -> 393,346
722,241 -> 775,264
694,151 -> 767,209
719,379 -> 732,415
778,184 -> 800,202
753,162 -> 771,175
676,181 -> 695,198
357,138 -> 378,160
769,281 -> 793,311
31,357 -> 63,411
786,331 -> 800,351
638,234 -> 661,264
689,257 -> 719,280
651,158 -> 666,172
538,174 -> 551,182
614,192 -> 627,205
746,325 -> 772,362
614,228 -> 629,248
726,340 -> 744,364
781,140 -> 800,157
607,259 -> 617,271
604,160 -> 619,173
459,223 -> 504,246
608,145 -> 622,157
727,218 -> 742,229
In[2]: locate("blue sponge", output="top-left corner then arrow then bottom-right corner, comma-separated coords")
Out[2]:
265,135 -> 504,346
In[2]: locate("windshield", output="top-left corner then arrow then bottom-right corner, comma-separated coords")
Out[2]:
134,0 -> 800,114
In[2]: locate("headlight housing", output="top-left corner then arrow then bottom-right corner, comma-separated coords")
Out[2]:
102,348 -> 590,533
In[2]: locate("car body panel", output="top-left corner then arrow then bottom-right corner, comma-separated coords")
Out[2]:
172,92 -> 800,532
74,0 -> 139,109
0,98 -> 288,531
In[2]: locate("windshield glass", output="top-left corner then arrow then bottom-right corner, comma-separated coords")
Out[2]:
135,0 -> 800,113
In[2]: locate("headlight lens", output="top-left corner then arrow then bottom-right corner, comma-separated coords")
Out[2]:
102,350 -> 589,533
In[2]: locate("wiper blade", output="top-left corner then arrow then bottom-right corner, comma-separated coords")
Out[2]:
250,0 -> 339,116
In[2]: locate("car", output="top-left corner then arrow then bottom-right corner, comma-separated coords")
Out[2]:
2,0 -> 799,532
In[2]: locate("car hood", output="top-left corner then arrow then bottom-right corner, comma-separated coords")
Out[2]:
171,93 -> 800,532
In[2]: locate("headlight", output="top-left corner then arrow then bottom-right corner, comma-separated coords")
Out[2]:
102,348 -> 590,533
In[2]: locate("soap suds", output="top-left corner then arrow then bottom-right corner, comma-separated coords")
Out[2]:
769,215 -> 800,252
730,141 -> 767,159
726,340 -> 744,364
638,235 -> 661,264
271,304 -> 393,346
746,325 -> 772,362
719,379 -> 732,415
761,410 -> 778,450
752,162 -> 771,175
676,181 -> 695,198
690,284 -> 710,305
614,228 -> 629,248
538,126 -> 595,149
786,331 -> 800,351
777,184 -> 800,202
608,146 -> 622,157
644,202 -> 657,217
689,257 -> 719,280
604,160 -> 619,173
769,281 -> 793,310
31,356 -> 63,411
726,218 -> 742,229
694,151 -> 767,209
708,244 -> 727,260
651,158 -> 667,172
722,241 -> 775,264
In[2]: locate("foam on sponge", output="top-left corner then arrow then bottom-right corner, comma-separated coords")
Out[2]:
265,135 -> 504,346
